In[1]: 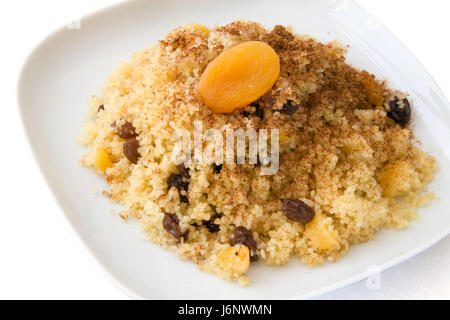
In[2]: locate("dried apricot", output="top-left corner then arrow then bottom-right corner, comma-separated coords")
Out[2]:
377,160 -> 420,197
188,23 -> 210,36
198,41 -> 280,113
304,214 -> 339,251
95,148 -> 113,173
218,245 -> 250,275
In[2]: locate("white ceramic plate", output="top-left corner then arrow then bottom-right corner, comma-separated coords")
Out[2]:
18,0 -> 450,299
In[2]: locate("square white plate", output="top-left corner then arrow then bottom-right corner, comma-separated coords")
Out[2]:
18,0 -> 450,299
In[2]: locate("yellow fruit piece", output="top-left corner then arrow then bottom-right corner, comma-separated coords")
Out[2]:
188,23 -> 210,36
377,160 -> 420,198
304,214 -> 339,251
279,130 -> 290,143
218,245 -> 250,275
361,71 -> 384,106
198,41 -> 280,114
95,148 -> 113,173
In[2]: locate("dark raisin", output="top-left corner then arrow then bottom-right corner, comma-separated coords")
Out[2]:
180,195 -> 189,203
282,199 -> 315,223
203,214 -> 222,233
249,101 -> 264,119
213,164 -> 223,174
204,221 -> 220,233
117,121 -> 138,139
123,139 -> 140,164
253,104 -> 264,119
265,92 -> 278,109
98,105 -> 104,112
230,226 -> 258,261
387,97 -> 411,126
178,163 -> 190,179
163,213 -> 182,240
168,173 -> 189,203
182,230 -> 189,241
168,174 -> 189,191
279,100 -> 300,114
242,102 -> 264,119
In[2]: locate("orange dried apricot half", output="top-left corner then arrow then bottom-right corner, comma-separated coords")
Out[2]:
198,41 -> 280,113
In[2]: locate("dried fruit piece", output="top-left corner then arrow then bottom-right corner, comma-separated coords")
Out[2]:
203,214 -> 222,233
168,173 -> 189,203
361,71 -> 384,106
168,174 -> 189,191
218,245 -> 250,275
116,121 -> 138,139
279,130 -> 290,143
189,23 -> 210,36
387,97 -> 411,126
279,100 -> 300,114
198,41 -> 280,113
243,102 -> 264,119
304,214 -> 339,251
123,138 -> 140,164
213,164 -> 223,174
163,213 -> 182,240
252,104 -> 264,119
282,199 -> 315,223
95,148 -> 113,173
178,163 -> 190,179
182,230 -> 189,241
179,195 -> 189,204
230,226 -> 258,261
377,160 -> 420,197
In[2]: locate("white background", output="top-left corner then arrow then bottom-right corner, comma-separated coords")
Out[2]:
0,0 -> 449,300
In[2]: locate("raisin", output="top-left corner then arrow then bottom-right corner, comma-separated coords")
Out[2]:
117,121 -> 138,139
168,174 -> 189,191
387,96 -> 411,126
168,173 -> 189,203
203,214 -> 222,233
282,199 -> 315,223
98,104 -> 104,112
243,102 -> 264,119
230,226 -> 258,261
163,213 -> 182,240
213,164 -> 223,174
180,195 -> 189,203
123,139 -> 140,164
279,100 -> 300,114
178,163 -> 190,179
253,104 -> 264,119
182,230 -> 189,241
204,221 -> 220,233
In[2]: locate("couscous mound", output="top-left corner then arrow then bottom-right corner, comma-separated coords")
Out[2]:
80,21 -> 437,285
